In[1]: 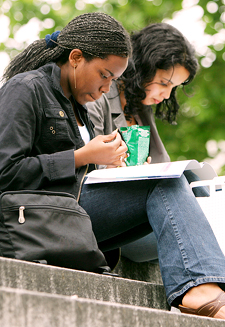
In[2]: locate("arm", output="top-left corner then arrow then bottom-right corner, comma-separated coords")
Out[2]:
0,80 -> 127,192
74,130 -> 127,168
0,80 -> 75,191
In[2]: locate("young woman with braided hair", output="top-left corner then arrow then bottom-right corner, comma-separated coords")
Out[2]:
0,12 -> 130,189
1,13 -> 225,319
86,22 -> 225,319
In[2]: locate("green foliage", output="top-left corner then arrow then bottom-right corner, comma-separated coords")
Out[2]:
0,0 -> 225,173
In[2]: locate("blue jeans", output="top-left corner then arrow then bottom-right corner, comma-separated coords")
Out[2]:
120,170 -> 210,263
79,174 -> 225,306
121,232 -> 158,262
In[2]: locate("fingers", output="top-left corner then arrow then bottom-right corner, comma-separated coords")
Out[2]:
143,156 -> 152,165
147,156 -> 152,164
120,139 -> 127,151
87,131 -> 128,166
101,129 -> 118,143
112,154 -> 127,167
102,131 -> 127,153
102,130 -> 126,147
114,132 -> 127,153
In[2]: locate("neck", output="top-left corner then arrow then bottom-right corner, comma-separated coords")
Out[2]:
58,62 -> 72,99
70,97 -> 83,126
119,89 -> 127,111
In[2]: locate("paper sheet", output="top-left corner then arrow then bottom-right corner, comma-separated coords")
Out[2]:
85,160 -> 217,184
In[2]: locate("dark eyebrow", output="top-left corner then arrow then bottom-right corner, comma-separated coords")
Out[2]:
162,77 -> 174,85
105,69 -> 114,77
163,67 -> 175,85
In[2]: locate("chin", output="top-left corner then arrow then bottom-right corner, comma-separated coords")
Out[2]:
79,97 -> 90,105
76,99 -> 85,105
142,101 -> 154,106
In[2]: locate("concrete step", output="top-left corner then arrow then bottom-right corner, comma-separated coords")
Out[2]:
1,286 -> 224,327
0,257 -> 168,310
115,256 -> 163,284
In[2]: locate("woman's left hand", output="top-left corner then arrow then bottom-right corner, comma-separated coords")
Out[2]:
143,156 -> 152,165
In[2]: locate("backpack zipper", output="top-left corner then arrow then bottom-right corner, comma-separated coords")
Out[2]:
18,206 -> 25,224
2,204 -> 88,224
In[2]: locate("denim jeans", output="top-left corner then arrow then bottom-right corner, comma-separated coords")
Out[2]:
79,174 -> 225,306
120,170 -> 210,263
121,232 -> 158,262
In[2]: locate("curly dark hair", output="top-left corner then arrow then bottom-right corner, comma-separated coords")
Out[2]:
2,12 -> 132,82
119,22 -> 199,124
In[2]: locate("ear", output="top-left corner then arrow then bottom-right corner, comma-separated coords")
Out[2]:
68,49 -> 84,67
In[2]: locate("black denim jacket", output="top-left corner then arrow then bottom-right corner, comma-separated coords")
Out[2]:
0,62 -> 95,199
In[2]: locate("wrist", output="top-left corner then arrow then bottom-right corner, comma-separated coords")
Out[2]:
74,147 -> 89,168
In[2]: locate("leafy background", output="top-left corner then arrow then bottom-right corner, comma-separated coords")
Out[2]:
0,0 -> 225,174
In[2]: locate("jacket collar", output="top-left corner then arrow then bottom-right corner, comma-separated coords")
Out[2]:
39,62 -> 62,93
105,81 -> 123,114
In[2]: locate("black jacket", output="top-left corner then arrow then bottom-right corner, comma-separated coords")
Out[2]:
0,62 -> 95,199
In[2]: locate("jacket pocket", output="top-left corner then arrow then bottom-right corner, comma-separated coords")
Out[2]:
42,106 -> 70,141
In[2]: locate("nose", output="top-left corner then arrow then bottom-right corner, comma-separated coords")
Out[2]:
161,86 -> 172,100
100,80 -> 112,94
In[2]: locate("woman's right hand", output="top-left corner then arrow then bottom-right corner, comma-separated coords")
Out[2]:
74,130 -> 127,168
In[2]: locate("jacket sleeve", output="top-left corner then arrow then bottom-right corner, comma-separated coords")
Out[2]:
0,79 -> 75,192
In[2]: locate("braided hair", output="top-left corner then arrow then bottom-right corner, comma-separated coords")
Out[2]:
2,12 -> 132,82
120,23 -> 198,124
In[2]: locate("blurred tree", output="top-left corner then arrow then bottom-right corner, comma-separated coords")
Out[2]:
156,0 -> 225,175
0,0 -> 224,173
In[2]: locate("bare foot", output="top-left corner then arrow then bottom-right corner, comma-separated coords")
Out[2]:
182,283 -> 225,319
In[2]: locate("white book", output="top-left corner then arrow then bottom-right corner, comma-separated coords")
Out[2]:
85,160 -> 217,184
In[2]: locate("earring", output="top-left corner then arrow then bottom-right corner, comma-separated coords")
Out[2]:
74,64 -> 77,89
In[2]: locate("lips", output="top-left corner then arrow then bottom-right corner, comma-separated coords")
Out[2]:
154,99 -> 162,104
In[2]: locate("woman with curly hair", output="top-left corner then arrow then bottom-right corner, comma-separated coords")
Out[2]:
87,23 -> 199,263
87,22 -> 197,161
86,22 -> 225,319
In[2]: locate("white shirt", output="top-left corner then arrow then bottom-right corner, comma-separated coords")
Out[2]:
78,124 -> 90,144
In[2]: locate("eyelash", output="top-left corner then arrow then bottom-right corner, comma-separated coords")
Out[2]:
101,73 -> 108,79
160,81 -> 168,86
101,73 -> 118,82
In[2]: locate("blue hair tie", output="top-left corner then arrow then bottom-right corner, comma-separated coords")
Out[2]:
45,31 -> 60,49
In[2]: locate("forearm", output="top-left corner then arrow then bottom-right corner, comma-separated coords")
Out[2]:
0,150 -> 76,191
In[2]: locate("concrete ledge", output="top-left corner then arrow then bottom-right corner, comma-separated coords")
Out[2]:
114,256 -> 163,284
0,287 -> 224,327
0,257 -> 168,310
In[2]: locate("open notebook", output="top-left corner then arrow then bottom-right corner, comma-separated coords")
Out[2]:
85,160 -> 217,184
